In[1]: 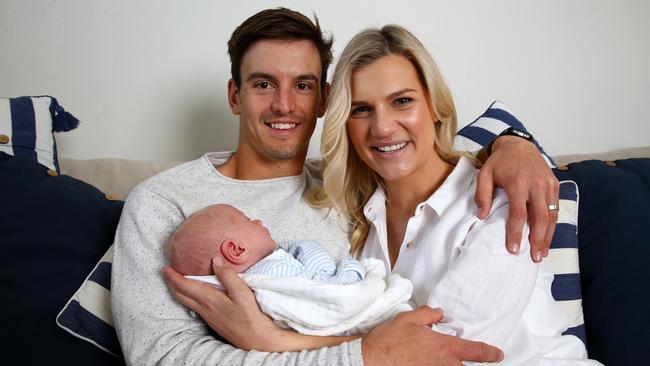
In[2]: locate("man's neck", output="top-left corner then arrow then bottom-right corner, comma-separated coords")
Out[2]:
217,150 -> 307,180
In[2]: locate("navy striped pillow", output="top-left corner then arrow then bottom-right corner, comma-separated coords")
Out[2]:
0,96 -> 79,173
56,246 -> 123,359
454,100 -> 556,168
548,180 -> 585,343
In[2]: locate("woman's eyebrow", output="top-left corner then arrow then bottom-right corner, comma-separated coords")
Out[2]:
386,88 -> 416,100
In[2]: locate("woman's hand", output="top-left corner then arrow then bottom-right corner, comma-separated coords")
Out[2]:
475,136 -> 559,262
162,257 -> 285,351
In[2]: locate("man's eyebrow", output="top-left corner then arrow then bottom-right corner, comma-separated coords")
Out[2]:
295,74 -> 319,82
246,72 -> 278,83
245,72 -> 319,84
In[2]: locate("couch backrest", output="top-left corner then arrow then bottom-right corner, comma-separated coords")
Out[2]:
60,146 -> 650,201
60,158 -> 181,200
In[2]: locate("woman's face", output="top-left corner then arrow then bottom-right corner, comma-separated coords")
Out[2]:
347,54 -> 438,183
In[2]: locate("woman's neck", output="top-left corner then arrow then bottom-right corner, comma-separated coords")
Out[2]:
384,153 -> 454,267
384,154 -> 453,214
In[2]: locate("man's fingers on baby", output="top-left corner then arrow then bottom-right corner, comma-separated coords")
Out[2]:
214,265 -> 252,297
163,266 -> 222,303
171,289 -> 203,311
162,266 -> 190,293
161,268 -> 203,307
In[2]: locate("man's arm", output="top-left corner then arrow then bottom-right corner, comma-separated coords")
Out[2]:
475,136 -> 559,262
361,307 -> 504,366
163,260 -> 505,365
111,185 -> 362,365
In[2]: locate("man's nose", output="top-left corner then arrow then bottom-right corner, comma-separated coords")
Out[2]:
271,88 -> 295,114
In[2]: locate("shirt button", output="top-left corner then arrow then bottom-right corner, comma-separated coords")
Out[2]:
46,169 -> 58,177
605,160 -> 617,167
0,134 -> 9,144
406,241 -> 415,248
105,194 -> 116,201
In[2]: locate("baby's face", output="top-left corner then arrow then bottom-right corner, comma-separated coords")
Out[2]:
220,206 -> 276,260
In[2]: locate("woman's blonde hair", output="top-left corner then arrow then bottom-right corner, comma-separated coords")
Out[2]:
308,25 -> 475,254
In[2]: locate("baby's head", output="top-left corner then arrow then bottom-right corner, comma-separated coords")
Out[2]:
168,204 -> 276,275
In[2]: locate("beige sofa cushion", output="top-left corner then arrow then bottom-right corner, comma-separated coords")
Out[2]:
59,146 -> 650,201
60,158 -> 181,200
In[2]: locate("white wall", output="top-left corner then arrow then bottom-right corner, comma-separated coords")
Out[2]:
1,0 -> 648,161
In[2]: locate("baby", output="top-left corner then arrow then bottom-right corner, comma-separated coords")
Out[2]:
168,203 -> 365,284
167,203 -> 413,336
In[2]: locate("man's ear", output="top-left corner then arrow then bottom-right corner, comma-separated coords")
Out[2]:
228,79 -> 241,115
317,82 -> 330,118
220,239 -> 247,265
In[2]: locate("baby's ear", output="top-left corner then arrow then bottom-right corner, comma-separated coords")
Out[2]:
220,239 -> 247,265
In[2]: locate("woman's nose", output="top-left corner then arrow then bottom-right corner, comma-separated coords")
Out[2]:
370,108 -> 398,138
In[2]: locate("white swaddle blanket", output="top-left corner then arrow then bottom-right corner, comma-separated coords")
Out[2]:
186,258 -> 414,335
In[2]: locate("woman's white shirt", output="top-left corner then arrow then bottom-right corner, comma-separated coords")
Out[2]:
358,157 -> 597,365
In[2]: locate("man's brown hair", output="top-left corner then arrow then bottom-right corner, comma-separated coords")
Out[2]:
227,7 -> 334,88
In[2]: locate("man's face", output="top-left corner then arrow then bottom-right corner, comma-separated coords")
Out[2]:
228,39 -> 327,163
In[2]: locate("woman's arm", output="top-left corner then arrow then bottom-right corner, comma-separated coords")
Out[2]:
425,197 -> 539,349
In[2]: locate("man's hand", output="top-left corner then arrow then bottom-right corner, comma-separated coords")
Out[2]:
362,306 -> 503,366
476,136 -> 559,262
162,258 -> 283,351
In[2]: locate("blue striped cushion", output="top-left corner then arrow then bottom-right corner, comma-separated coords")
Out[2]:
56,246 -> 123,359
455,101 -> 585,345
454,100 -> 556,168
546,180 -> 585,344
0,96 -> 79,173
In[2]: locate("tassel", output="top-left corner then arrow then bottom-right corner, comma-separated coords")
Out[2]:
49,97 -> 80,132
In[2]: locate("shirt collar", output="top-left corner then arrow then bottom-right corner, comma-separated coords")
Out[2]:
424,157 -> 477,216
363,157 -> 477,219
364,187 -> 387,222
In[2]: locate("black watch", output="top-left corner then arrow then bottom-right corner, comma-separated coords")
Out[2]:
486,127 -> 534,156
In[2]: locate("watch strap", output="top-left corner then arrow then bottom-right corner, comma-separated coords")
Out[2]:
486,127 -> 534,155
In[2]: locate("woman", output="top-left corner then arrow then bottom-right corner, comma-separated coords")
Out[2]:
309,25 -> 598,365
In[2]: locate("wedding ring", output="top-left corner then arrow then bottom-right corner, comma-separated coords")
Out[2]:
547,203 -> 559,212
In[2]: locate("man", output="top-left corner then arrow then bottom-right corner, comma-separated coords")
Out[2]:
113,7 -> 558,365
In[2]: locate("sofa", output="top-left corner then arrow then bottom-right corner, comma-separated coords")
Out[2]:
2,96 -> 649,365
